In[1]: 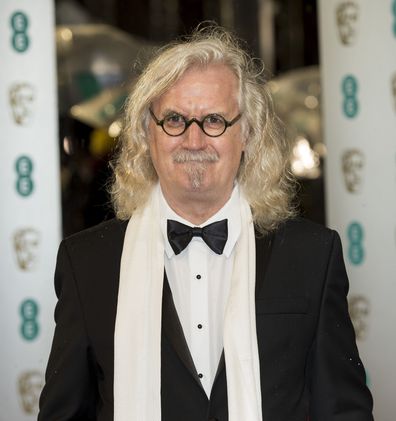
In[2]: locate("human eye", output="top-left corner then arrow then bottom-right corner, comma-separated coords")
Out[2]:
164,113 -> 185,127
204,114 -> 225,128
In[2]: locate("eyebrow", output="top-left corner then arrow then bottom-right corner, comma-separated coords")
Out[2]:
160,108 -> 227,118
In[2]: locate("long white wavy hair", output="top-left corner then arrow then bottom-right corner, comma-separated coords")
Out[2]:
110,25 -> 296,233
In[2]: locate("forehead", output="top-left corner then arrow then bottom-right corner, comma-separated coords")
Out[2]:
154,64 -> 239,113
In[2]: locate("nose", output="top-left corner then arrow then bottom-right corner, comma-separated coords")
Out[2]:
182,120 -> 207,150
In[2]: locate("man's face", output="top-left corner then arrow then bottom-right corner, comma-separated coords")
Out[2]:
342,149 -> 364,193
149,64 -> 244,207
336,2 -> 359,45
18,370 -> 44,414
348,294 -> 370,341
9,82 -> 35,125
14,228 -> 40,270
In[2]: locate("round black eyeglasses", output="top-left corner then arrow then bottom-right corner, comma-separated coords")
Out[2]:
149,108 -> 242,137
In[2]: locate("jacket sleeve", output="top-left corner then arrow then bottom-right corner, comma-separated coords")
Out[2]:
309,231 -> 374,421
38,240 -> 98,420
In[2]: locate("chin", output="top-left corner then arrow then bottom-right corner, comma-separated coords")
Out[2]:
177,178 -> 209,194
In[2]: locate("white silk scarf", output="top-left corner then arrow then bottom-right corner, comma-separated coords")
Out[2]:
114,184 -> 263,421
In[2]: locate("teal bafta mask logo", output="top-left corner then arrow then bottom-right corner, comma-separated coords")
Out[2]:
347,222 -> 365,265
15,155 -> 34,197
342,75 -> 359,118
348,294 -> 370,341
20,299 -> 40,341
336,1 -> 359,45
10,11 -> 30,53
18,371 -> 44,414
341,149 -> 364,193
13,228 -> 40,271
9,83 -> 35,126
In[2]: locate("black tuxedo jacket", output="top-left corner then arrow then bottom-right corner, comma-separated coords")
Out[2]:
38,217 -> 373,421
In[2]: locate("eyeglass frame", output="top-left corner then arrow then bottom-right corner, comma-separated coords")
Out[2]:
149,108 -> 242,138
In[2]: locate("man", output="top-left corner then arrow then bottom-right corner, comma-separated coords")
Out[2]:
38,26 -> 373,421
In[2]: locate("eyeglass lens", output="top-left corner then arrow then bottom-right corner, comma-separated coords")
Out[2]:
163,113 -> 226,137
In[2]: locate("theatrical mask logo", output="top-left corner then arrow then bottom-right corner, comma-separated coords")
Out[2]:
336,2 -> 359,45
13,228 -> 40,270
392,72 -> 396,111
341,149 -> 364,193
18,370 -> 44,414
348,294 -> 370,341
9,83 -> 36,125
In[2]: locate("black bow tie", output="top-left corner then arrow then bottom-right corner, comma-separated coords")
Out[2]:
167,219 -> 228,255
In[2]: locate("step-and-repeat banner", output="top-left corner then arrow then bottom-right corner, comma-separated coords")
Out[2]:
0,0 -> 61,419
319,1 -> 396,419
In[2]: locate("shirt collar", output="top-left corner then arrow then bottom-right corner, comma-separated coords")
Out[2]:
159,184 -> 241,259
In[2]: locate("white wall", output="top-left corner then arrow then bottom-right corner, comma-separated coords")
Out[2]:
0,1 -> 61,419
319,1 -> 396,420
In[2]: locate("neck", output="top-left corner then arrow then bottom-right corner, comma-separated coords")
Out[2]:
161,186 -> 233,225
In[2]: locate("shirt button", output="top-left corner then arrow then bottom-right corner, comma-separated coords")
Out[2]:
198,373 -> 203,378
196,274 -> 201,279
197,324 -> 202,329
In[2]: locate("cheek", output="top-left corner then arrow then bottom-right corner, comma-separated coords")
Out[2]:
150,141 -> 178,176
148,141 -> 163,174
152,135 -> 180,156
229,143 -> 245,165
149,137 -> 165,159
216,149 -> 243,179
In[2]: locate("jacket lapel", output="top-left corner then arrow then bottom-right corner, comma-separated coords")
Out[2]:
162,271 -> 205,390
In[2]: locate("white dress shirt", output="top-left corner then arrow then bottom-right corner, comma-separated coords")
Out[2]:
160,185 -> 241,397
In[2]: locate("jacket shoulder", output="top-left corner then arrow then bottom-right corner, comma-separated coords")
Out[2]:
272,217 -> 338,255
63,218 -> 128,250
279,216 -> 335,238
55,219 -> 128,299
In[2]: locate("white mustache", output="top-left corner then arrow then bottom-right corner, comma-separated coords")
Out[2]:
172,149 -> 219,163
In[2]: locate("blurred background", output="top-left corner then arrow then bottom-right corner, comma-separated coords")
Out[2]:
55,0 -> 324,236
2,0 -> 396,420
